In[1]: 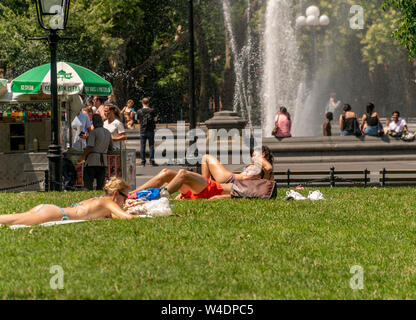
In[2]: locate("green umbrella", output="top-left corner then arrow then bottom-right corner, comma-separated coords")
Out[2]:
11,62 -> 112,96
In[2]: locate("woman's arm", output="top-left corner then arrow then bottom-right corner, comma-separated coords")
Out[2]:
104,200 -> 135,219
262,158 -> 273,179
113,132 -> 127,141
361,115 -> 366,132
339,115 -> 344,132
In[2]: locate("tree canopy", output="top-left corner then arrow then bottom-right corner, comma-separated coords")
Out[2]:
0,0 -> 415,124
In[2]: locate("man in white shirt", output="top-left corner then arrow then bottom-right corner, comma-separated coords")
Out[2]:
103,104 -> 127,150
386,111 -> 408,137
71,110 -> 92,151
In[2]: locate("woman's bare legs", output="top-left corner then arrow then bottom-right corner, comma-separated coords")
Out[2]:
201,155 -> 233,183
165,169 -> 208,195
132,169 -> 179,193
0,205 -> 64,226
131,168 -> 210,196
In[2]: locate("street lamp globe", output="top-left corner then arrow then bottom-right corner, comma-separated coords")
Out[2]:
306,15 -> 319,26
35,0 -> 70,30
296,16 -> 307,27
319,15 -> 330,26
306,5 -> 320,18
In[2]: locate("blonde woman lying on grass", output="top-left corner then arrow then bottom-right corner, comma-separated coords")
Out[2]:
0,177 -> 135,226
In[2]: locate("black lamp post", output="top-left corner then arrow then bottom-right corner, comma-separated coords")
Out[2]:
186,0 -> 201,172
188,0 -> 196,131
34,0 -> 71,191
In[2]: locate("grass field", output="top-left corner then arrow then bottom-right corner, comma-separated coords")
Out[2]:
0,187 -> 415,300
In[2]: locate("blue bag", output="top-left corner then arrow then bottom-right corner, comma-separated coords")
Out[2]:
135,188 -> 161,201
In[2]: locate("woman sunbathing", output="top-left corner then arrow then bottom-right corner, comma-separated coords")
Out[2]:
0,177 -> 135,226
130,168 -> 232,200
201,146 -> 274,183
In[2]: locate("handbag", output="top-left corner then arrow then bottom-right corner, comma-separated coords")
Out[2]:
271,115 -> 279,137
353,118 -> 362,137
231,179 -> 277,199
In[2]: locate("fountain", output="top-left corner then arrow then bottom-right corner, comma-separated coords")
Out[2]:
214,0 -> 335,137
262,0 -> 303,137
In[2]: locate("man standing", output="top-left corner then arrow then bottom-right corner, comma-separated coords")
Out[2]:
79,114 -> 113,190
137,97 -> 158,167
71,107 -> 92,151
94,96 -> 106,121
105,94 -> 119,107
325,92 -> 341,119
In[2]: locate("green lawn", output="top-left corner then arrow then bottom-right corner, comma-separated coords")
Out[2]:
0,187 -> 415,300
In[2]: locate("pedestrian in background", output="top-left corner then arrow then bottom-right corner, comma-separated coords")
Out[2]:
104,104 -> 127,151
71,105 -> 92,151
105,94 -> 119,107
79,114 -> 113,190
121,99 -> 135,129
137,97 -> 158,167
94,96 -> 106,121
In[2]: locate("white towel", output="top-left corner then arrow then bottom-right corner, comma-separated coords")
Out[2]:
9,220 -> 88,230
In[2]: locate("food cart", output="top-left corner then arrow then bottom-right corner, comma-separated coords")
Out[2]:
0,76 -> 136,192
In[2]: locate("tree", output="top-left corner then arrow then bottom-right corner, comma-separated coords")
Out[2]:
382,0 -> 416,59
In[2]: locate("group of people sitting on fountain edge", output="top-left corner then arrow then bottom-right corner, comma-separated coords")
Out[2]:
0,146 -> 275,227
270,102 -> 410,139
323,103 -> 409,138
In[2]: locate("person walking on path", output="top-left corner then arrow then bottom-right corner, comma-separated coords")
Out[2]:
79,114 -> 113,190
137,97 -> 158,167
103,105 -> 127,151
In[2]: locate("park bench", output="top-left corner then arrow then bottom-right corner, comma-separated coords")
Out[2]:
273,168 -> 370,188
380,169 -> 416,186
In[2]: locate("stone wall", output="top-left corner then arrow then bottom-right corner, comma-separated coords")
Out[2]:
0,153 -> 48,192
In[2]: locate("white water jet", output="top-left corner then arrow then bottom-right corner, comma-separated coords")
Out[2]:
222,0 -> 253,127
262,0 -> 302,137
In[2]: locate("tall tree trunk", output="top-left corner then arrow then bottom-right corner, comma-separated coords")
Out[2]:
220,30 -> 235,111
108,39 -> 130,108
194,14 -> 211,122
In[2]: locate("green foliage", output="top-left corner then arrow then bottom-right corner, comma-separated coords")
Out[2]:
382,0 -> 416,59
1,187 -> 416,299
1,1 -> 415,122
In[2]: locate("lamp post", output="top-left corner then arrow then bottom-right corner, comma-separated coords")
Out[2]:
34,0 -> 71,191
296,5 -> 330,73
188,0 -> 196,132
186,0 -> 201,172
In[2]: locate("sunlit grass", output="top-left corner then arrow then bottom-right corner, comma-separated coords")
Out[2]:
0,187 -> 415,299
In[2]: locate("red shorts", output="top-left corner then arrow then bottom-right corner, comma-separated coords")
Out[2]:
180,179 -> 224,200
